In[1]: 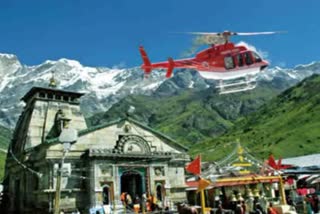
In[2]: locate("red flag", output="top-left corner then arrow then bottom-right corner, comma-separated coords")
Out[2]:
268,155 -> 291,170
277,158 -> 282,170
185,155 -> 201,175
267,154 -> 277,169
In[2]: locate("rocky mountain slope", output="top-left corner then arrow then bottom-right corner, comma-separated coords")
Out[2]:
88,81 -> 282,146
1,52 -> 320,129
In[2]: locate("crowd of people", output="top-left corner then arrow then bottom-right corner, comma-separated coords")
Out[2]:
82,190 -> 320,214
120,192 -> 161,213
212,192 -> 281,214
211,191 -> 320,214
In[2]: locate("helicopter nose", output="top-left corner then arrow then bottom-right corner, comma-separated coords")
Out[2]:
261,65 -> 268,70
260,60 -> 269,70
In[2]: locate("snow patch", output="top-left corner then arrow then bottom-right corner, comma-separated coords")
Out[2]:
295,61 -> 317,69
188,81 -> 194,88
287,72 -> 298,79
142,81 -> 163,90
94,82 -> 126,99
58,58 -> 83,68
0,53 -> 17,59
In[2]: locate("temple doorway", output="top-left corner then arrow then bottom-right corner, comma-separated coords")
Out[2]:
121,170 -> 143,199
155,181 -> 165,203
102,186 -> 110,205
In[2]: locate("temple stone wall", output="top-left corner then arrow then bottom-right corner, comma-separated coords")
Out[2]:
4,87 -> 189,214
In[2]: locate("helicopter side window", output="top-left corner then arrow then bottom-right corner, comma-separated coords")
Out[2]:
244,52 -> 253,65
252,52 -> 262,62
224,56 -> 235,69
237,54 -> 244,67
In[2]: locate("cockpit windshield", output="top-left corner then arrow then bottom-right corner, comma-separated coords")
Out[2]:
252,52 -> 262,62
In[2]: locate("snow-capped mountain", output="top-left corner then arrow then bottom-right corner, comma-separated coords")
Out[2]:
0,52 -> 320,128
260,62 -> 320,83
0,54 -> 167,127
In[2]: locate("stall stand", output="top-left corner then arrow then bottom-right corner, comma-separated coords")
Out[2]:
185,143 -> 297,214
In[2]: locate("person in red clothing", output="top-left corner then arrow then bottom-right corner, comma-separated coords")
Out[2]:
267,202 -> 278,214
121,192 -> 127,203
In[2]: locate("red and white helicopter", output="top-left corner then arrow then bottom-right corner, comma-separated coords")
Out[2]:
139,31 -> 282,94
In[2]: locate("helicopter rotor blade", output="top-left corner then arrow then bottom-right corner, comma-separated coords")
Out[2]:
185,32 -> 223,36
185,31 -> 286,36
235,31 -> 286,36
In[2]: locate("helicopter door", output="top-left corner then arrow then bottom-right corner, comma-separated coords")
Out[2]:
224,55 -> 235,70
244,52 -> 253,65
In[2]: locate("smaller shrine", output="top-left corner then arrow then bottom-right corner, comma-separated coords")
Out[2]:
186,142 -> 295,214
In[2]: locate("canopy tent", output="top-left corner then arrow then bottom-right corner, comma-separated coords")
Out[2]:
186,175 -> 281,189
281,154 -> 320,187
185,142 -> 287,205
187,142 -> 282,183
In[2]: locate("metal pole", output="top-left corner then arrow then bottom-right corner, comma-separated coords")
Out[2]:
200,190 -> 206,214
278,175 -> 287,205
54,149 -> 68,214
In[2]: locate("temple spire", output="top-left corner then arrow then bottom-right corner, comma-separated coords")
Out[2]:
48,70 -> 57,88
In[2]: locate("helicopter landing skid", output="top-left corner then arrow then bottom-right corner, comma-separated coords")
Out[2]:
216,76 -> 257,95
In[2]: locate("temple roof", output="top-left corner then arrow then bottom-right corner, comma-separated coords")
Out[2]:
45,117 -> 189,152
85,148 -> 189,160
21,86 -> 85,102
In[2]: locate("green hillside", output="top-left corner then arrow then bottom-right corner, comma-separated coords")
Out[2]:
88,82 -> 281,147
190,74 -> 320,161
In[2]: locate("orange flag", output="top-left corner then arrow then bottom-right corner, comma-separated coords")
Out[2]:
185,155 -> 201,175
197,177 -> 211,192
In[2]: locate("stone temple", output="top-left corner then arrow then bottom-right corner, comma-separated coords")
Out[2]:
2,85 -> 189,213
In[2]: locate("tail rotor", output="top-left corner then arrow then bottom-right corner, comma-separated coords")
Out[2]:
139,46 -> 152,77
139,46 -> 175,78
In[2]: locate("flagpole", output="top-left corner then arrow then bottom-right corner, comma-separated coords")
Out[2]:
199,154 -> 206,214
186,154 -> 207,213
200,189 -> 206,214
278,175 -> 287,205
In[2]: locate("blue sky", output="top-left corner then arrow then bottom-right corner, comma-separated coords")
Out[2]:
0,0 -> 319,68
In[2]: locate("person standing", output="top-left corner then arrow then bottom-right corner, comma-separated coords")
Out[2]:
235,201 -> 244,214
133,195 -> 141,213
121,192 -> 127,206
141,193 -> 147,213
254,203 -> 266,214
216,204 -> 225,214
241,201 -> 247,214
126,193 -> 133,209
267,202 -> 278,214
312,194 -> 319,213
